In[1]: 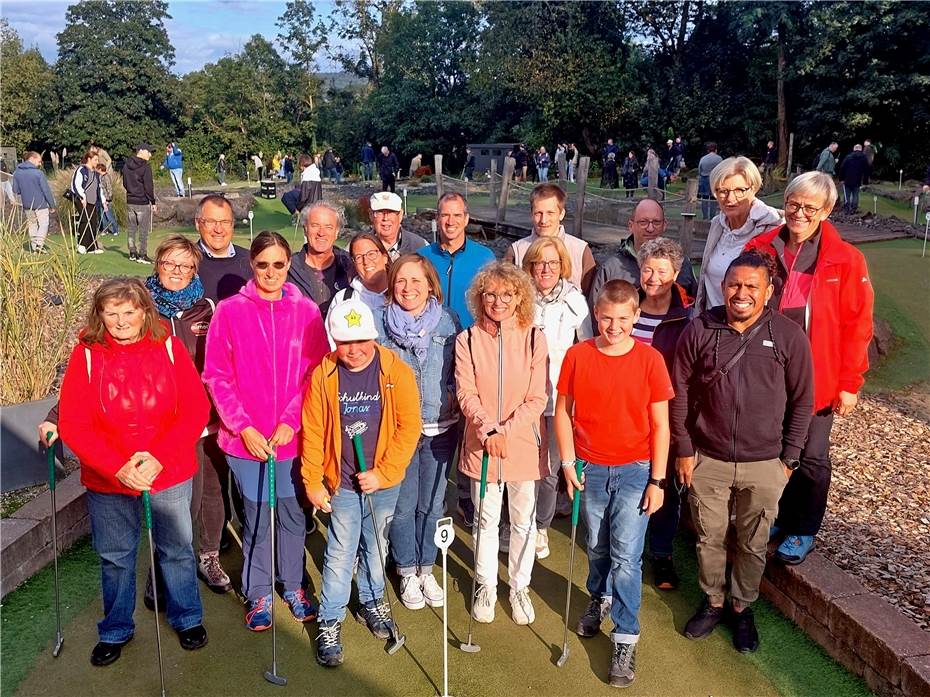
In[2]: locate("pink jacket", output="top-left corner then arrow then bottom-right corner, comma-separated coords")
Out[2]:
203,280 -> 328,461
455,315 -> 549,483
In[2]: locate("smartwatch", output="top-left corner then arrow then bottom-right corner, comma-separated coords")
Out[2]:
647,477 -> 667,489
782,458 -> 801,471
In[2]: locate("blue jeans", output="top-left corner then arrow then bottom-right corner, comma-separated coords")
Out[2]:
538,167 -> 549,182
843,184 -> 861,212
390,429 -> 458,576
99,206 -> 119,235
169,168 -> 184,196
319,485 -> 400,623
87,481 -> 202,643
699,175 -> 718,219
363,163 -> 373,181
582,459 -> 651,643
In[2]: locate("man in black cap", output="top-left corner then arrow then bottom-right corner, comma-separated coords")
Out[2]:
122,143 -> 157,263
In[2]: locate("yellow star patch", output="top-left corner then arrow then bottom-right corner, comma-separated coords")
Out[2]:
345,309 -> 362,327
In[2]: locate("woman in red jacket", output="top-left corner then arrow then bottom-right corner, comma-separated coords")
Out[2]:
58,278 -> 211,668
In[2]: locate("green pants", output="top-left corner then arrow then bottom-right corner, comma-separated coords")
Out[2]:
689,453 -> 789,606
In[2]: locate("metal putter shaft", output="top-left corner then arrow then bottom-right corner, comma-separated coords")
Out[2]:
460,451 -> 489,654
47,434 -> 64,657
142,491 -> 168,697
263,454 -> 287,686
556,460 -> 585,668
351,434 -> 406,655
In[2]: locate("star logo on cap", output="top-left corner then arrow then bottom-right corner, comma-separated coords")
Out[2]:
345,309 -> 362,327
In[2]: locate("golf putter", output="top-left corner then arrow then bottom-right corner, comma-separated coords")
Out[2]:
350,430 -> 406,655
557,459 -> 585,668
46,433 -> 64,657
263,454 -> 287,686
142,491 -> 168,697
460,451 -> 489,654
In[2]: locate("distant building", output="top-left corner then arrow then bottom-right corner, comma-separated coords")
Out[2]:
466,143 -> 518,178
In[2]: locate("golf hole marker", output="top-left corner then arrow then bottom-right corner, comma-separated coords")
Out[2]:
435,517 -> 454,697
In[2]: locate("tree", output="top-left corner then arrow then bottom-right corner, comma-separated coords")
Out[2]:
276,1 -> 325,139
0,20 -> 55,153
54,0 -> 177,158
315,0 -> 404,87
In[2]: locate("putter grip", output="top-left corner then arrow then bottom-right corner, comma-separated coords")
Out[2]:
142,491 -> 152,529
267,455 -> 276,509
352,434 -> 367,472
46,433 -> 56,491
479,451 -> 489,499
571,460 -> 584,526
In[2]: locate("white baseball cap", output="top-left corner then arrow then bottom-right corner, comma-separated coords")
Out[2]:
369,191 -> 403,212
328,297 -> 378,342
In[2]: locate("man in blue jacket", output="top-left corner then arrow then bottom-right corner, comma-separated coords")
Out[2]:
162,142 -> 185,196
360,142 -> 375,183
12,151 -> 56,252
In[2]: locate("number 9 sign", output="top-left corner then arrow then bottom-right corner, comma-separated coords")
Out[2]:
434,516 -> 454,551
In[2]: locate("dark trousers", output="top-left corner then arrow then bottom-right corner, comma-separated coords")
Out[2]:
647,476 -> 682,558
190,434 -> 229,554
843,184 -> 861,213
381,174 -> 396,193
75,203 -> 100,251
775,408 -> 834,536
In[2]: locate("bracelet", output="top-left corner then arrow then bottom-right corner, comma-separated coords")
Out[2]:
560,460 -> 577,469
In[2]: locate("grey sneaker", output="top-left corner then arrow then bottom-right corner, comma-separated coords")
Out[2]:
576,596 -> 611,637
197,552 -> 232,593
608,641 -> 637,688
354,598 -> 395,640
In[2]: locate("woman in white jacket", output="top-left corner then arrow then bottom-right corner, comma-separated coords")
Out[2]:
522,236 -> 592,559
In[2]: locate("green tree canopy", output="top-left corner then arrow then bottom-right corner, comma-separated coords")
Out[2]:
0,20 -> 56,154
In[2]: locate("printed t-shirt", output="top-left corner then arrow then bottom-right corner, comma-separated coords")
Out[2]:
556,338 -> 674,466
337,352 -> 382,490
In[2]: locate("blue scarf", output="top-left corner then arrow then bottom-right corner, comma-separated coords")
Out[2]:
384,296 -> 443,360
145,274 -> 205,318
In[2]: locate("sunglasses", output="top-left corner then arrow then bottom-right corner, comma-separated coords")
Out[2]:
254,261 -> 287,270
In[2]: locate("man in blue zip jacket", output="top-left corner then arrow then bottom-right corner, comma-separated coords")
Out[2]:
12,151 -> 56,252
162,142 -> 185,196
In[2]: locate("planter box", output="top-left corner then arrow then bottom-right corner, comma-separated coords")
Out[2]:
0,396 -> 66,493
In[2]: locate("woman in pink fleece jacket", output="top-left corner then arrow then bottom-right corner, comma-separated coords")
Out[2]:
203,231 -> 329,630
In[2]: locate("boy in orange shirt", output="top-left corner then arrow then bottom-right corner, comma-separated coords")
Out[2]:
554,279 -> 672,688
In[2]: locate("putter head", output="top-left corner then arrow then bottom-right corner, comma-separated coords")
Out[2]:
386,632 -> 406,655
459,641 -> 481,653
263,671 -> 287,686
556,648 -> 569,667
52,635 -> 64,658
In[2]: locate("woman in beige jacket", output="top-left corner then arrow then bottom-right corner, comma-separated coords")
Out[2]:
455,261 -> 549,627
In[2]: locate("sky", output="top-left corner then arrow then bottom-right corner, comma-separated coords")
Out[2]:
2,0 -> 337,75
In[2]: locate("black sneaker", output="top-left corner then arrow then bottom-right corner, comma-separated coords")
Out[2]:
90,636 -> 132,667
683,598 -> 725,639
652,556 -> 679,590
575,596 -> 611,638
731,607 -> 760,653
608,641 -> 637,688
315,620 -> 344,667
177,624 -> 208,650
354,598 -> 395,640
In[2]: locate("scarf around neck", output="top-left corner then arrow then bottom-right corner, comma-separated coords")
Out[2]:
384,296 -> 443,360
145,274 -> 205,317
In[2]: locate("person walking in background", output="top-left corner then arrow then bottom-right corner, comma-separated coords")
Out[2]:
839,144 -> 870,213
11,150 -> 56,253
567,143 -> 578,183
96,163 -> 118,237
463,148 -> 476,181
379,146 -> 400,193
70,147 -> 104,255
536,147 -> 551,182
815,142 -> 838,175
162,143 -> 185,196
698,143 -> 723,220
216,154 -> 227,187
408,153 -> 423,178
603,152 -> 618,189
122,143 -> 157,264
360,142 -> 376,183
762,140 -> 777,185
621,151 -> 639,199
862,139 -> 877,184
283,154 -> 294,184
251,153 -> 265,181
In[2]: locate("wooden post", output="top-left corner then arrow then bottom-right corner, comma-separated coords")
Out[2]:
786,133 -> 794,176
434,154 -> 444,201
573,157 -> 590,240
497,157 -> 516,225
489,159 -> 499,208
557,157 -> 567,186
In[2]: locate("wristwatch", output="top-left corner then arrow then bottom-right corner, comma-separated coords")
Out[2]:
782,458 -> 801,471
647,477 -> 667,489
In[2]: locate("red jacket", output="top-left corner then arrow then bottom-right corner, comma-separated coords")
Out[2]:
745,221 -> 874,411
59,332 -> 210,496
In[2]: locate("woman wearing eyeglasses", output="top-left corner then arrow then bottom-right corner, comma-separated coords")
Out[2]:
325,233 -> 391,329
456,261 -> 549,626
203,231 -> 330,631
521,237 -> 591,560
693,156 -> 783,314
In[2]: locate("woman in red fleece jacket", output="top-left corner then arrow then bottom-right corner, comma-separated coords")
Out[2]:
58,278 -> 210,668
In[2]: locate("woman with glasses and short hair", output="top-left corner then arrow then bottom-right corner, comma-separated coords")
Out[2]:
456,261 -> 549,626
203,231 -> 330,631
693,156 -> 783,314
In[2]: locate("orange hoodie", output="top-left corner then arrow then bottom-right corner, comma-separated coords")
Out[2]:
300,344 -> 421,500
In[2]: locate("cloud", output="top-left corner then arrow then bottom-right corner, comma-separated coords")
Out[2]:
2,1 -> 70,62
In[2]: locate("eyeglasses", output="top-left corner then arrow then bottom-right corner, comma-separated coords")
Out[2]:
197,218 -> 234,228
715,186 -> 752,200
532,260 -> 561,270
352,250 -> 383,264
633,219 -> 663,229
158,260 -> 195,273
785,201 -> 824,218
482,291 -> 515,304
254,261 -> 287,270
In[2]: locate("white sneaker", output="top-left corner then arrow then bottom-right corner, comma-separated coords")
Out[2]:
92,248 -> 105,254
473,583 -> 496,623
399,575 -> 425,610
510,588 -> 535,625
77,245 -> 87,254
535,528 -> 550,559
420,573 -> 444,608
499,525 -> 511,554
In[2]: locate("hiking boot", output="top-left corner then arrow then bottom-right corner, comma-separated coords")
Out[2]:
315,620 -> 344,667
283,588 -> 317,623
473,583 -> 496,624
420,573 -> 444,608
651,555 -> 679,590
608,641 -> 637,688
535,528 -> 550,559
683,598 -> 725,639
731,606 -> 760,653
509,588 -> 535,625
499,525 -> 511,553
245,594 -> 273,631
775,534 -> 815,565
355,598 -> 395,640
400,575 -> 425,610
576,596 -> 611,637
198,551 -> 232,593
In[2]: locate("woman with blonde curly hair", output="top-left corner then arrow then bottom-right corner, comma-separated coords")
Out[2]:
455,261 -> 549,627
